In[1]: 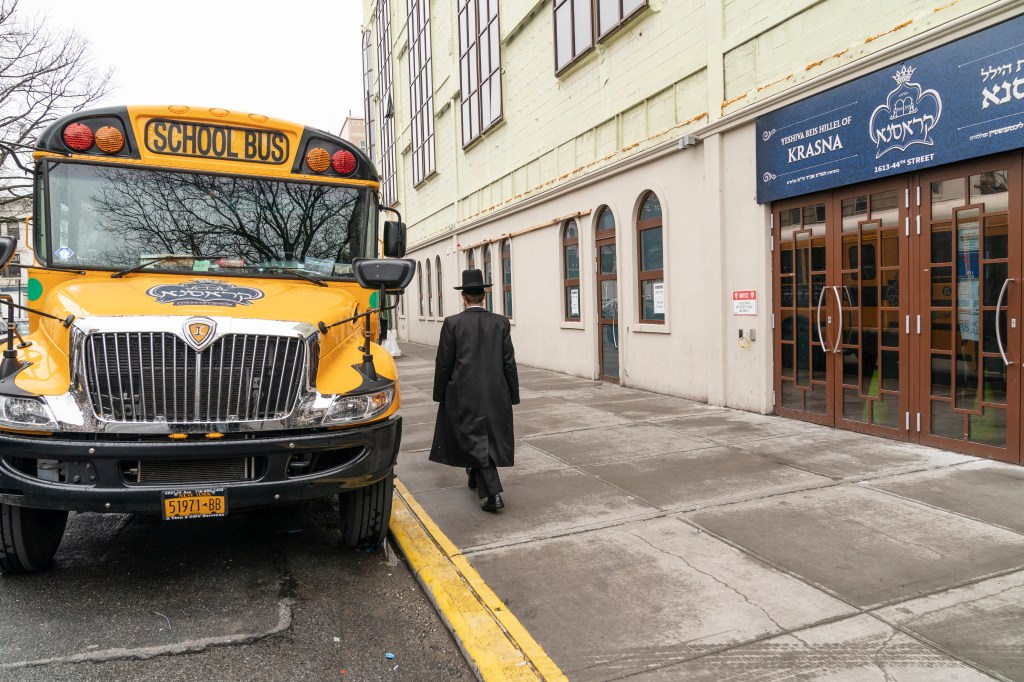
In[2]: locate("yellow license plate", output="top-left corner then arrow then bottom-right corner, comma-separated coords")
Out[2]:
162,489 -> 227,520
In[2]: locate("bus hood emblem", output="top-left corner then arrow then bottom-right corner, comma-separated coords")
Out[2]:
146,280 -> 265,307
184,318 -> 216,351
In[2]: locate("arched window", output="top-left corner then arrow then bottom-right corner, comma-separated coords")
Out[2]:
563,220 -> 580,320
483,244 -> 494,311
637,192 -> 664,322
435,256 -> 443,317
467,248 -> 476,271
501,239 -> 512,318
426,258 -> 433,316
417,262 -> 424,316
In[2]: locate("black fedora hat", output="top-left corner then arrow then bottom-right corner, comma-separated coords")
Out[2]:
454,268 -> 493,291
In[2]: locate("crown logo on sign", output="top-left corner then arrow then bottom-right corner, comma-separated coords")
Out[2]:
893,65 -> 915,85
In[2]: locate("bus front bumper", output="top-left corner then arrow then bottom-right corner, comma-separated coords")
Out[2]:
0,416 -> 401,514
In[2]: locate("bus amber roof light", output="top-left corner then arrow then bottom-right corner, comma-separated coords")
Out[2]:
63,123 -> 94,151
94,126 -> 125,153
306,147 -> 330,173
332,150 -> 356,175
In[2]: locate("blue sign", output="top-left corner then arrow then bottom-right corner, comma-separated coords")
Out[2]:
757,14 -> 1024,203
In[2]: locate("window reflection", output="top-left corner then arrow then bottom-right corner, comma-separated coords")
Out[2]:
46,163 -> 369,277
563,219 -> 580,320
435,255 -> 444,317
501,239 -> 512,318
426,259 -> 433,316
637,192 -> 664,322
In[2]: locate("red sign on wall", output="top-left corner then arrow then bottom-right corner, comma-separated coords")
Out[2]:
732,290 -> 757,316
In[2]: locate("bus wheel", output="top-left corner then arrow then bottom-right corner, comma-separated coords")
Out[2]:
0,504 -> 68,574
339,473 -> 394,550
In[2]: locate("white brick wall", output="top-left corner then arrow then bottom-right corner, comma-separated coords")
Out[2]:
360,0 -> 998,248
362,0 -> 1008,410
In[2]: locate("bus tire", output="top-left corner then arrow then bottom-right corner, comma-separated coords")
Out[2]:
0,504 -> 68,575
339,473 -> 394,550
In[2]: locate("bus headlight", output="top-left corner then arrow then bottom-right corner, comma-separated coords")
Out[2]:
0,396 -> 58,430
324,387 -> 395,424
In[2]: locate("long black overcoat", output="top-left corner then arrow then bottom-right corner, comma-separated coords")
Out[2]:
429,307 -> 520,468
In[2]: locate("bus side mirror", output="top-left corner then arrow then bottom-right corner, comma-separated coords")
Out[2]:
0,236 -> 17,270
383,221 -> 406,258
353,258 -> 416,292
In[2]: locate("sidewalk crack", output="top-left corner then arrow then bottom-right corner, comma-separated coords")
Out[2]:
872,627 -> 900,682
877,581 -> 1023,629
623,529 -> 786,632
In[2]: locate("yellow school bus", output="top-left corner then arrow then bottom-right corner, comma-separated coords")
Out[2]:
0,105 -> 414,573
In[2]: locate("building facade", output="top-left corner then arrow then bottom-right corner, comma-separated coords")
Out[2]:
0,198 -> 32,306
339,114 -> 368,156
361,0 -> 1024,465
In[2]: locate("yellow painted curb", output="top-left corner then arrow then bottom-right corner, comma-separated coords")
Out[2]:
390,477 -> 567,682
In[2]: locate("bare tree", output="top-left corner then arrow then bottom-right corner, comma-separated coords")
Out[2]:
0,0 -> 111,219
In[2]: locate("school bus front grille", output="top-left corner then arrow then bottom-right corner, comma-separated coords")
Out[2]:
81,332 -> 308,423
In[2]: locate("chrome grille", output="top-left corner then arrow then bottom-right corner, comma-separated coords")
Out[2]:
132,457 -> 256,485
82,333 -> 307,423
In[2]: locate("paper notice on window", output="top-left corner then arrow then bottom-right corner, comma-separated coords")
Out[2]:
957,222 -> 979,279
570,288 -> 580,316
957,279 -> 980,342
652,282 -> 665,314
956,222 -> 980,342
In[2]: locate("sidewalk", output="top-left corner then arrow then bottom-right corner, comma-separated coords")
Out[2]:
393,342 -> 1024,681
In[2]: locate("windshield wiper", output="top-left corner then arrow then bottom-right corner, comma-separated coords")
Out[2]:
110,256 -> 330,287
110,255 -> 225,279
8,262 -> 86,275
256,266 -> 328,287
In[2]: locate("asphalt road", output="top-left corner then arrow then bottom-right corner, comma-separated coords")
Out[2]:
0,498 -> 475,682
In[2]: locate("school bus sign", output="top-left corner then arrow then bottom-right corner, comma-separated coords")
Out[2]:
145,119 -> 289,164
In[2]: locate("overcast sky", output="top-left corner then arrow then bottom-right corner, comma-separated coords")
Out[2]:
22,0 -> 367,134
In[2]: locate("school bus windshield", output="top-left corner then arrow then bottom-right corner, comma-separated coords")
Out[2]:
41,161 -> 373,278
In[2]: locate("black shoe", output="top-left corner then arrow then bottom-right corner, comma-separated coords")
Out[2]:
481,494 -> 504,512
467,468 -> 477,489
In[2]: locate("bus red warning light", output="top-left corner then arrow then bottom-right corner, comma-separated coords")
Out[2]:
332,150 -> 356,175
63,123 -> 94,151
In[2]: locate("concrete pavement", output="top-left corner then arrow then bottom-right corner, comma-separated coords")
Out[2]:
392,342 -> 1024,681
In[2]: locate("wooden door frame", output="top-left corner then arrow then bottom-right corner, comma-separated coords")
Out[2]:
773,154 -> 1024,465
914,154 -> 1022,463
596,227 -> 619,383
829,177 -> 911,441
772,192 -> 835,427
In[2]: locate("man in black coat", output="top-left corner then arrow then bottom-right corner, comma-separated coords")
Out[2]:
429,269 -> 520,512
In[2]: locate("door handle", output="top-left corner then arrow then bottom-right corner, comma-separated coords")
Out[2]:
831,286 -> 843,354
996,278 -> 1014,366
816,285 -> 828,353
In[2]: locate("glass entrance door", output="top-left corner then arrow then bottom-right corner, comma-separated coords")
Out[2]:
917,158 -> 1021,462
774,158 -> 1023,464
775,197 -> 832,424
833,183 -> 908,437
596,221 -> 619,383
